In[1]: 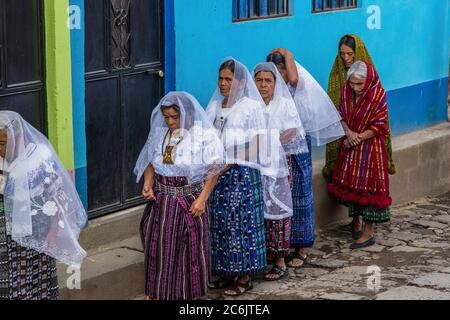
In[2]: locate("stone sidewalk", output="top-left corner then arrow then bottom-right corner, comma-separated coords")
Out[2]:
206,192 -> 450,300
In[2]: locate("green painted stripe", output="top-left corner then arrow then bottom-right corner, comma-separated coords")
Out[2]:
44,0 -> 75,170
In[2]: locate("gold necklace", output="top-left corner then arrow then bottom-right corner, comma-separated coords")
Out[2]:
162,129 -> 182,165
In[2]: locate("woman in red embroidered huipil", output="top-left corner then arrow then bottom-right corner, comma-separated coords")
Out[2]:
328,60 -> 392,250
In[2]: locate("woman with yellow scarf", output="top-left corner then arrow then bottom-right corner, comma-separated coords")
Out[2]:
323,34 -> 396,240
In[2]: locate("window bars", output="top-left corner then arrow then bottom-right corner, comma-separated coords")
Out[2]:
233,0 -> 291,21
312,0 -> 357,13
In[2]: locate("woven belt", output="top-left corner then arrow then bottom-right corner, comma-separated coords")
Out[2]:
155,181 -> 203,196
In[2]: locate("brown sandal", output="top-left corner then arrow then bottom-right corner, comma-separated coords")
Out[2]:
286,252 -> 308,269
208,277 -> 234,290
264,265 -> 289,281
223,280 -> 253,297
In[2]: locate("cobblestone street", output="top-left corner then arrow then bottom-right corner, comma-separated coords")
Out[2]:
207,192 -> 450,300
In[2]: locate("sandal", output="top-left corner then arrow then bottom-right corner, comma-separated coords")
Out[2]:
208,277 -> 234,290
286,252 -> 308,269
264,265 -> 289,281
350,237 -> 376,250
223,279 -> 253,297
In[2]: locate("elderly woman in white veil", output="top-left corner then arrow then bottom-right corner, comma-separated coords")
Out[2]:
253,62 -> 309,281
267,49 -> 344,268
0,111 -> 87,300
134,92 -> 225,300
206,58 -> 270,296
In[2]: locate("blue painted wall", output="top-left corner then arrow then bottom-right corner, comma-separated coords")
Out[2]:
172,0 -> 449,136
165,0 -> 176,92
69,0 -> 88,208
68,0 -> 449,202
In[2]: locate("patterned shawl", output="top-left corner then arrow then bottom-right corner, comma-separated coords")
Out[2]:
323,34 -> 396,181
328,62 -> 392,209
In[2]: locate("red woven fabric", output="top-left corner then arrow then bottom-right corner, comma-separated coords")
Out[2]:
328,61 -> 392,209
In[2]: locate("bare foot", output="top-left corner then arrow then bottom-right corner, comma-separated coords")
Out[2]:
354,223 -> 374,244
353,216 -> 363,233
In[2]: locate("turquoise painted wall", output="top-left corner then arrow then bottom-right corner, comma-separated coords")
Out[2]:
67,0 -> 449,201
172,0 -> 449,135
69,0 -> 88,208
448,0 -> 450,62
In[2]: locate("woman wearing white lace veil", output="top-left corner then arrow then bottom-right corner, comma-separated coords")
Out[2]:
134,92 -> 225,300
268,51 -> 344,146
253,62 -> 308,281
267,49 -> 343,269
206,58 -> 269,296
0,111 -> 88,300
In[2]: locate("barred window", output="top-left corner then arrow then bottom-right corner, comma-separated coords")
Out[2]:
312,0 -> 358,13
233,0 -> 292,22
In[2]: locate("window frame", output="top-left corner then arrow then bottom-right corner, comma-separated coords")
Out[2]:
312,0 -> 359,14
232,0 -> 293,22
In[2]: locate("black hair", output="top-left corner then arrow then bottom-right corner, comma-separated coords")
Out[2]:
218,59 -> 247,82
266,52 -> 286,69
160,104 -> 180,114
219,60 -> 235,73
254,69 -> 276,81
339,35 -> 356,52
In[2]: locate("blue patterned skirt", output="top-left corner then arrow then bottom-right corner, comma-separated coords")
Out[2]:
210,165 -> 266,276
288,137 -> 315,249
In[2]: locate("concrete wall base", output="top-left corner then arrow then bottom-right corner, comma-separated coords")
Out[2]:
314,123 -> 450,228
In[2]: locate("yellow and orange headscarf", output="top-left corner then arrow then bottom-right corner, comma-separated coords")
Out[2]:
323,34 -> 396,181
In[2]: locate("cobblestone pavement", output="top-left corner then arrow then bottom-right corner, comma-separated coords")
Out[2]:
206,192 -> 450,300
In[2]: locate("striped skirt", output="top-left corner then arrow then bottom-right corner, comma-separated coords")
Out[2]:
288,137 -> 316,249
210,165 -> 266,276
0,197 -> 58,300
265,217 -> 291,260
140,175 -> 210,300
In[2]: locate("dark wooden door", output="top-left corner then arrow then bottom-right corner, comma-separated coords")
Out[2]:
85,0 -> 164,217
0,0 -> 46,131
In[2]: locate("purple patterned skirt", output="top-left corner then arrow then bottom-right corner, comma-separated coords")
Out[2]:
140,174 -> 210,300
